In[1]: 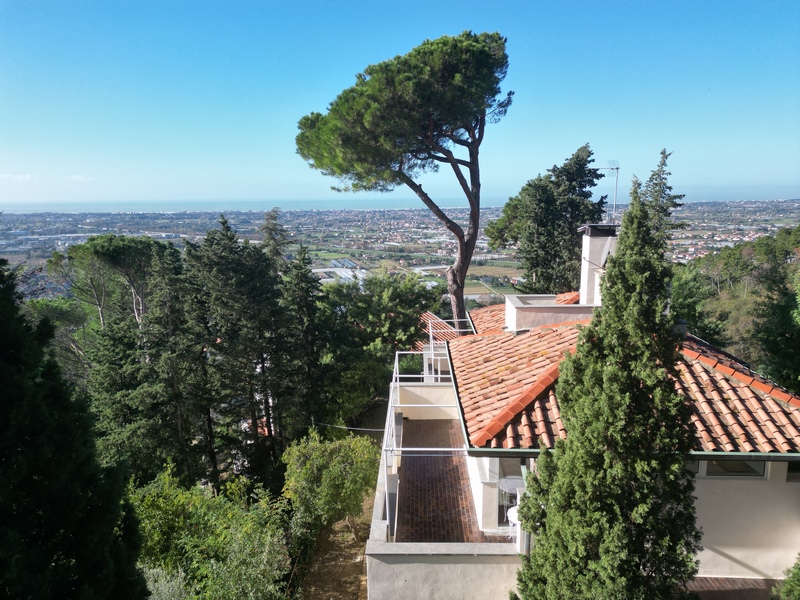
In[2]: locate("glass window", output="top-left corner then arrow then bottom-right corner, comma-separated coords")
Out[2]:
706,460 -> 765,477
685,460 -> 699,474
786,462 -> 800,482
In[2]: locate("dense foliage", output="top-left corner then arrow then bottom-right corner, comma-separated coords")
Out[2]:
486,144 -> 606,293
132,470 -> 290,600
25,213 -> 427,596
771,555 -> 800,600
518,153 -> 700,599
283,431 -> 380,542
296,31 -> 512,324
672,223 -> 800,393
0,259 -> 148,599
43,215 -> 434,492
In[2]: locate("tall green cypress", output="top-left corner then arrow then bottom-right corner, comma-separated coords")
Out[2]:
518,153 -> 700,599
0,260 -> 148,599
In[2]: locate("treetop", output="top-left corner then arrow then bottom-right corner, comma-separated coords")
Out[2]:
296,31 -> 512,192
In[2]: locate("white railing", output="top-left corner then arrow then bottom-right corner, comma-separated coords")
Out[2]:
381,334 -> 470,541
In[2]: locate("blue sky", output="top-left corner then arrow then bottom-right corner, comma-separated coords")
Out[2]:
1,0 -> 799,211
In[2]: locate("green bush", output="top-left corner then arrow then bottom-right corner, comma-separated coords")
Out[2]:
772,555 -> 800,600
132,469 -> 290,600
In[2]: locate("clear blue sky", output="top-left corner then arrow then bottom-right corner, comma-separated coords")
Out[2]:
1,0 -> 799,212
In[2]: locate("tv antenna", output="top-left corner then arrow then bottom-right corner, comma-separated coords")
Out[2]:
598,160 -> 620,223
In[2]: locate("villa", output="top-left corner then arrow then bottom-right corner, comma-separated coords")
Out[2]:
365,225 -> 800,599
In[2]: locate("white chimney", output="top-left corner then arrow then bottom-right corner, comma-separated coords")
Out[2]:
579,224 -> 619,306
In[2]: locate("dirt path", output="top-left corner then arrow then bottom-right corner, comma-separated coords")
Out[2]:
299,495 -> 372,600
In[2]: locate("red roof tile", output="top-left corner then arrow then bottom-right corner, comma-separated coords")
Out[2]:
449,326 -> 800,454
449,322 -> 583,446
468,303 -> 506,334
555,291 -> 580,305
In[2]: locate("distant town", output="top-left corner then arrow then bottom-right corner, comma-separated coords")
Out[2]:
2,198 -> 799,300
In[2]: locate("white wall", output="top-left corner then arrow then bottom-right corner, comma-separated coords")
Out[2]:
504,296 -> 593,332
467,456 -> 500,530
695,461 -> 800,578
396,384 -> 460,420
366,542 -> 520,600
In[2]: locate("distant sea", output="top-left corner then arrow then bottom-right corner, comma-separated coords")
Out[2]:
2,195 -> 797,215
1,197 -> 510,214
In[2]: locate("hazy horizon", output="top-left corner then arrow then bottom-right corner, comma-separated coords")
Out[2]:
2,0 -> 798,210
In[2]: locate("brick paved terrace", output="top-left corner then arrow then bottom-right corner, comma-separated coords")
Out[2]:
394,419 -> 511,544
687,577 -> 778,600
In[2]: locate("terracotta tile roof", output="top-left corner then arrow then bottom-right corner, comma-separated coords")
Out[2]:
468,303 -> 506,334
448,323 -> 584,447
449,326 -> 800,453
555,291 -> 580,305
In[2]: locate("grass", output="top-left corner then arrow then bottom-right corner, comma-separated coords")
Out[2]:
463,281 -> 491,295
313,251 -> 352,259
467,265 -> 523,278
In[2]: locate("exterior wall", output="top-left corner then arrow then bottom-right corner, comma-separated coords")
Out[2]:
504,296 -> 593,332
366,542 -> 520,600
467,456 -> 500,530
695,461 -> 800,578
579,226 -> 617,305
394,384 -> 459,420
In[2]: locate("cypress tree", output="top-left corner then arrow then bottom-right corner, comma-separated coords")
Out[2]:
518,153 -> 700,599
486,144 -> 606,294
0,259 -> 148,599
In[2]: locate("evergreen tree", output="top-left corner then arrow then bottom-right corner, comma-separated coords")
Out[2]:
0,259 -> 148,599
274,246 -> 325,441
517,155 -> 700,599
486,144 -> 606,294
321,271 -> 440,421
296,31 -> 512,325
183,216 -> 284,487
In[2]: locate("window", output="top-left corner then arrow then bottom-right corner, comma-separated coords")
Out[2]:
786,462 -> 800,482
705,460 -> 765,477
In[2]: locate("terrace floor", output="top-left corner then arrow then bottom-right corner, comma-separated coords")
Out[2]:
394,419 -> 510,544
687,577 -> 778,599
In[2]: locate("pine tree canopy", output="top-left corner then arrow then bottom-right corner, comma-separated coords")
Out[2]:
296,30 -> 512,325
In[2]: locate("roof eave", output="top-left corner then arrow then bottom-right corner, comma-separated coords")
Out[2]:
466,448 -> 800,461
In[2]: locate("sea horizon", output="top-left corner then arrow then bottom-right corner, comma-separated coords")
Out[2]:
1,195 -> 797,215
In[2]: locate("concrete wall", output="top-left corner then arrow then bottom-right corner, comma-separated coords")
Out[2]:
696,461 -> 800,578
396,384 -> 459,420
467,456 -> 500,529
366,542 -> 520,600
504,296 -> 593,332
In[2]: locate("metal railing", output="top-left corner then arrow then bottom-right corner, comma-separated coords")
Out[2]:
380,324 -> 472,541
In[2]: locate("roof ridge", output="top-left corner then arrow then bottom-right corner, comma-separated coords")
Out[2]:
471,358 -> 566,448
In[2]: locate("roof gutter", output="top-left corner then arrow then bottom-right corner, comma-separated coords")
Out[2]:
466,448 -> 800,461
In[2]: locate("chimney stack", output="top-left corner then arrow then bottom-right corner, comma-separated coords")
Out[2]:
579,224 -> 619,306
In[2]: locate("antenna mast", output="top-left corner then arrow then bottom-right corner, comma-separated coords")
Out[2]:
599,160 -> 620,223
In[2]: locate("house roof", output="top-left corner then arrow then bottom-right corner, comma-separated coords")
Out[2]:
468,303 -> 505,334
449,322 -> 583,447
449,321 -> 800,454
